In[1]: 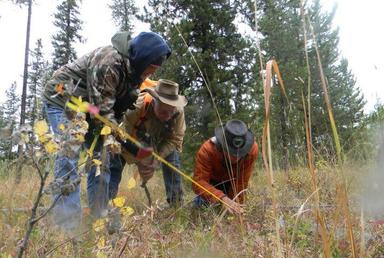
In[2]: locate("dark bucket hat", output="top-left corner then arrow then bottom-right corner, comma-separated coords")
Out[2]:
214,119 -> 254,158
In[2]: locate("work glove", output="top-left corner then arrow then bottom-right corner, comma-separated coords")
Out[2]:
137,157 -> 160,182
137,162 -> 155,182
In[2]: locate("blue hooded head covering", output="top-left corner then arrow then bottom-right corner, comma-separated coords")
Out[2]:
111,31 -> 171,82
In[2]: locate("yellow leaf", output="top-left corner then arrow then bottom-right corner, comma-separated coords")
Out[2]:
127,177 -> 136,189
121,206 -> 134,217
34,120 -> 49,136
97,236 -> 105,249
100,126 -> 111,136
75,134 -> 85,143
92,159 -> 102,166
112,197 -> 125,208
38,134 -> 48,144
96,251 -> 107,258
58,123 -> 65,131
44,140 -> 58,154
93,219 -> 104,232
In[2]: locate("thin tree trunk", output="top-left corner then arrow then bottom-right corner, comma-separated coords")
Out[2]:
65,0 -> 71,64
16,164 -> 50,258
123,0 -> 128,31
16,0 -> 32,184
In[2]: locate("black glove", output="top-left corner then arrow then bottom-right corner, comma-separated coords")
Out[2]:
118,138 -> 153,160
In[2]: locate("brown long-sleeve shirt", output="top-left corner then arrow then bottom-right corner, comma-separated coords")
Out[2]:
121,92 -> 186,164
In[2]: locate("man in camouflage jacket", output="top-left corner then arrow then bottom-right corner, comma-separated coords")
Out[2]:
43,31 -> 171,233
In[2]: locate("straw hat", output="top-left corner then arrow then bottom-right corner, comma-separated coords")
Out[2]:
144,79 -> 187,107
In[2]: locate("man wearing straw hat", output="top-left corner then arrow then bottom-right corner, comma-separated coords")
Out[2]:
192,119 -> 258,215
113,79 -> 187,207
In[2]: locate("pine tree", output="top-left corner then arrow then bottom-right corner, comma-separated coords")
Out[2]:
0,109 -> 9,159
51,0 -> 83,70
140,1 -> 260,167
306,0 -> 366,160
109,0 -> 138,34
4,82 -> 20,131
364,102 -> 384,161
325,59 -> 365,157
26,39 -> 49,126
0,82 -> 21,158
243,0 -> 306,169
239,0 -> 367,165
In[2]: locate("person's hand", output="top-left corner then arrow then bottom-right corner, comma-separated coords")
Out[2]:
221,196 -> 244,215
137,162 -> 155,182
135,146 -> 153,159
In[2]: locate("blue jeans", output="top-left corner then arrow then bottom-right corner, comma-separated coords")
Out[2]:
162,151 -> 184,205
45,104 -> 110,221
193,180 -> 231,207
108,150 -> 184,206
45,104 -> 82,232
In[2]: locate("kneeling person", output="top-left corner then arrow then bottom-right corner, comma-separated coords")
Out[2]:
192,120 -> 258,214
114,79 -> 187,205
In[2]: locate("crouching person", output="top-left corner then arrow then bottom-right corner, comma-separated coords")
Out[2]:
192,120 -> 258,215
114,79 -> 187,206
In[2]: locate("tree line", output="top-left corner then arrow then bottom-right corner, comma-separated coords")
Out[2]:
1,0 -> 382,169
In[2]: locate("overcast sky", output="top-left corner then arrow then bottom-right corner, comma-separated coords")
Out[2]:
0,0 -> 383,112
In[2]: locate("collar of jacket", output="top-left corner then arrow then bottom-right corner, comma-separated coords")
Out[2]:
123,57 -> 143,87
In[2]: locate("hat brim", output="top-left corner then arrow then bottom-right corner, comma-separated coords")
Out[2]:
145,88 -> 187,107
214,125 -> 254,158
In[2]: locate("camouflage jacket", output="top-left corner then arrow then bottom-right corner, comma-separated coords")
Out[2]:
43,46 -> 140,123
121,93 -> 186,163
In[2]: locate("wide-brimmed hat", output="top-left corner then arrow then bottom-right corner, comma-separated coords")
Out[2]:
144,79 -> 187,107
214,119 -> 254,158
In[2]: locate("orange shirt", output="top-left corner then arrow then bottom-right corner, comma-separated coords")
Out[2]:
192,138 -> 258,203
140,78 -> 157,91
